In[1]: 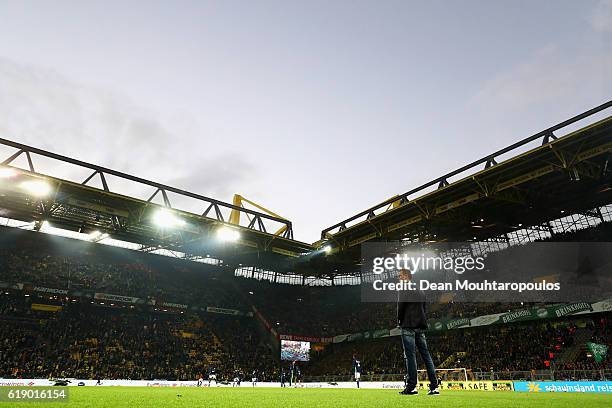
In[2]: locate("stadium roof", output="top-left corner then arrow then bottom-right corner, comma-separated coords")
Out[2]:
0,138 -> 315,273
317,100 -> 612,275
0,100 -> 611,280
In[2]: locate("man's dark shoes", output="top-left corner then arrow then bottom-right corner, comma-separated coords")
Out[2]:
427,386 -> 440,395
399,387 -> 418,395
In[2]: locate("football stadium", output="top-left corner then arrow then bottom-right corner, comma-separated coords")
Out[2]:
0,2 -> 611,408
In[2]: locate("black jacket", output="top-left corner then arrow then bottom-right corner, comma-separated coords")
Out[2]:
397,289 -> 428,329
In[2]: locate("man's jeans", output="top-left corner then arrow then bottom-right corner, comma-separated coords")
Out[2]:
400,328 -> 437,389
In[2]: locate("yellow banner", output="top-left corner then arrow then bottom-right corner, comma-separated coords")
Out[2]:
418,381 -> 514,391
31,303 -> 63,312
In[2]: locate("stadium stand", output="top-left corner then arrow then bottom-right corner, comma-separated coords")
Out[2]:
304,321 -> 599,377
0,225 -> 246,310
0,294 -> 276,381
0,223 -> 610,381
1,225 -> 555,340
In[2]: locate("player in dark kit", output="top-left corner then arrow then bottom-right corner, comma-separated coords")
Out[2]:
232,370 -> 241,387
352,355 -> 362,388
397,269 -> 440,396
295,366 -> 302,386
290,361 -> 302,387
208,367 -> 217,386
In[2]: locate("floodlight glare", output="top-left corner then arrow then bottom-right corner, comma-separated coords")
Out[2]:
152,208 -> 185,228
20,180 -> 51,197
0,167 -> 17,178
89,230 -> 109,241
323,245 -> 332,254
216,226 -> 240,242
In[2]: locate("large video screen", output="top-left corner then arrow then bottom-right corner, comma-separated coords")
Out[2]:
280,340 -> 310,361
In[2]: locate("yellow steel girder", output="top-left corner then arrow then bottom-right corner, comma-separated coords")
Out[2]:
229,194 -> 289,236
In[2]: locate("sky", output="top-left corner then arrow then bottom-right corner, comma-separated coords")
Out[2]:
0,0 -> 610,243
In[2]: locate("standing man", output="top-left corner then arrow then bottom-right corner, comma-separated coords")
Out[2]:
208,367 -> 217,387
352,355 -> 362,388
397,269 -> 439,395
232,370 -> 241,387
293,362 -> 302,387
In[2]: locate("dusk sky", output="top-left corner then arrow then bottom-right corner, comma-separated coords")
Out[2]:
0,0 -> 611,242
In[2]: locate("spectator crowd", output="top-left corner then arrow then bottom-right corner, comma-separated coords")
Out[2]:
0,223 -> 609,381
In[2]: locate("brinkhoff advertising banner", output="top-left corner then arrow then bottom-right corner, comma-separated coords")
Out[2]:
428,300 -> 611,332
332,299 -> 612,343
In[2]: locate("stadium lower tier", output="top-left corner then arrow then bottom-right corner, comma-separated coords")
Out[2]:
0,295 -> 276,381
306,316 -> 611,378
0,294 -> 609,381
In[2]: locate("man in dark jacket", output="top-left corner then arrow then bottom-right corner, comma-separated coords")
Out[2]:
397,269 -> 439,395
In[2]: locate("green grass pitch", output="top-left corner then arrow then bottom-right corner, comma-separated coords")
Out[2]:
4,387 -> 611,407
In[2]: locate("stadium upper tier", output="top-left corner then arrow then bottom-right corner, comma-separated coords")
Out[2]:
0,101 -> 611,278
321,101 -> 612,251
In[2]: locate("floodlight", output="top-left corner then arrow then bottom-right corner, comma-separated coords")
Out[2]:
20,180 -> 51,197
216,226 -> 240,242
323,245 -> 332,254
153,208 -> 185,228
0,167 -> 17,178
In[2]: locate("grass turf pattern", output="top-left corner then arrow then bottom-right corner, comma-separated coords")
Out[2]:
1,387 -> 610,407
